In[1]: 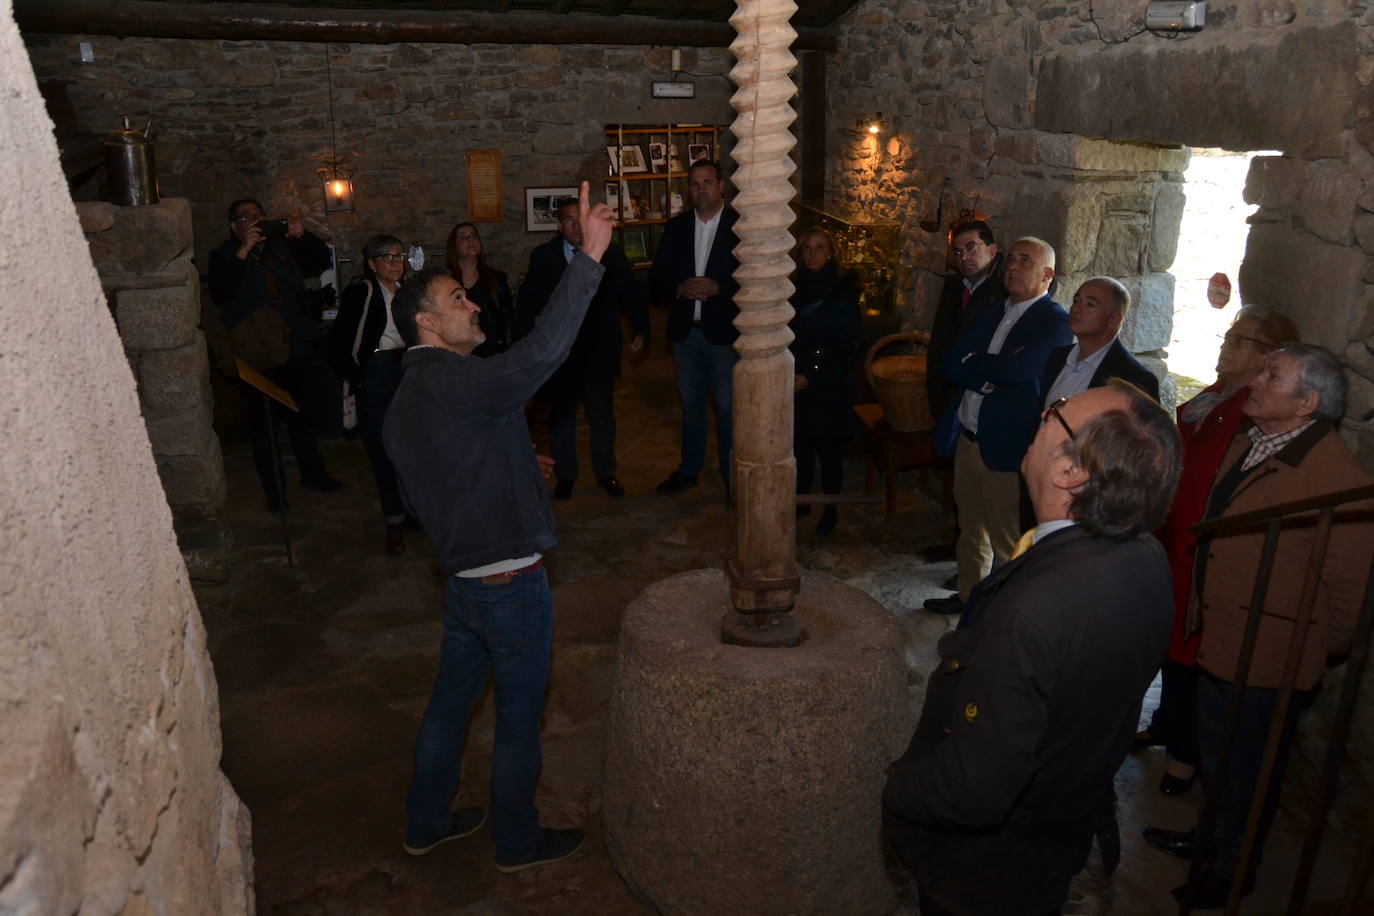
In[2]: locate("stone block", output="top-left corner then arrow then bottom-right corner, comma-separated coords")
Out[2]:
1094,212 -> 1147,276
154,446 -> 227,507
137,333 -> 211,412
1036,135 -> 1169,173
1297,160 -> 1363,246
1355,214 -> 1374,256
144,405 -> 214,459
77,201 -> 117,234
1240,223 -> 1366,353
1149,183 -> 1186,272
983,57 -> 1032,130
1120,272 -> 1175,352
1035,23 -> 1359,159
114,269 -> 200,351
603,569 -> 908,916
85,198 -> 193,276
1244,156 -> 1302,211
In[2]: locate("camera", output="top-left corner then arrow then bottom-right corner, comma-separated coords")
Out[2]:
258,218 -> 289,238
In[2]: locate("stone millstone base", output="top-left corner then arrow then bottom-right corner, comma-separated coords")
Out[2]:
603,568 -> 911,915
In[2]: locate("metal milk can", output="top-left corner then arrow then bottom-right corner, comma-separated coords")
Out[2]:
103,115 -> 159,206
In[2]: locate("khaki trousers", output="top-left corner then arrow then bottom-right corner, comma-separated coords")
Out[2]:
952,435 -> 1022,599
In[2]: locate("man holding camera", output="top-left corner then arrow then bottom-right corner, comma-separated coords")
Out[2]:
209,198 -> 341,510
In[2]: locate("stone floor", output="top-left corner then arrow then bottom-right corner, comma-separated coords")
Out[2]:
194,342 -> 1360,915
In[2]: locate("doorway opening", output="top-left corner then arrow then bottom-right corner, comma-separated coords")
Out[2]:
1165,148 -> 1278,403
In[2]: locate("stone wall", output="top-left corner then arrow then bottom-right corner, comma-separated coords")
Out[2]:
22,35 -> 735,286
79,197 -> 231,584
825,0 -> 1374,837
0,2 -> 252,911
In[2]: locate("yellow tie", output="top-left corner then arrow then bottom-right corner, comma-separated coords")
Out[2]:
1009,529 -> 1036,560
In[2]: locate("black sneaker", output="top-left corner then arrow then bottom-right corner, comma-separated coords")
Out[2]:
402,807 -> 486,856
553,479 -> 575,501
493,827 -> 586,874
655,471 -> 698,495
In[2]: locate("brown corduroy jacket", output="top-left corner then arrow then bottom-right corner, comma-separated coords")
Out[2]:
1193,422 -> 1374,691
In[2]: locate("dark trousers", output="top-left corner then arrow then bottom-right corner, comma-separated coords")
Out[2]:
1195,671 -> 1311,880
549,381 -> 615,482
795,430 -> 844,498
242,353 -> 327,504
918,888 -> 1059,916
1145,660 -> 1200,766
358,350 -> 406,523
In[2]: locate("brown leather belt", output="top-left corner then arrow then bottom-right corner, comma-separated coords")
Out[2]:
479,558 -> 543,585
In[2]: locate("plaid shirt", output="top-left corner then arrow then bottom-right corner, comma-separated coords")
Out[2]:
1241,420 -> 1315,472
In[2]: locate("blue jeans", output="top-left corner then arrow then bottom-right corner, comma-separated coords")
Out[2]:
1195,672 -> 1310,880
405,569 -> 552,858
672,328 -> 738,481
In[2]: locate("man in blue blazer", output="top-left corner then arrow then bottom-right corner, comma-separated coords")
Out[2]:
648,160 -> 740,495
925,237 -> 1071,615
1040,276 -> 1160,406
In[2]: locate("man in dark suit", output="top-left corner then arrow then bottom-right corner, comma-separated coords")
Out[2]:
885,382 -> 1181,916
927,220 -> 1007,422
924,237 -> 1072,615
1040,276 -> 1159,406
648,160 -> 740,495
519,198 -> 649,500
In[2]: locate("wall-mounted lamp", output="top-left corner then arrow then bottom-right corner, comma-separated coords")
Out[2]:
849,112 -> 885,138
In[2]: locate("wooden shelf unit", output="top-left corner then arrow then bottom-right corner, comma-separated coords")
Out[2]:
604,123 -> 724,267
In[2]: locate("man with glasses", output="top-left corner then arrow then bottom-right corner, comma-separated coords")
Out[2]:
927,220 -> 1006,423
209,198 -> 340,511
885,381 -> 1181,916
925,237 -> 1071,616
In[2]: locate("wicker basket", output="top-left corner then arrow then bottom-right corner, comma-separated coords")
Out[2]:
865,331 -> 933,432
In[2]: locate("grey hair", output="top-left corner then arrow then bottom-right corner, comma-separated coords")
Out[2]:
1082,276 -> 1131,318
1233,304 -> 1300,349
363,233 -> 404,259
1013,235 -> 1056,271
1278,343 -> 1347,422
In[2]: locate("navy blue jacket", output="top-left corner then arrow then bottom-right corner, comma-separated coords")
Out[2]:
383,254 -> 604,574
933,294 -> 1071,472
649,206 -> 740,345
1039,338 -> 1160,404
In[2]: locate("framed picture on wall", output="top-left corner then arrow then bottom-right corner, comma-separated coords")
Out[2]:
617,144 -> 649,174
688,143 -> 711,165
668,144 -> 685,173
525,185 -> 579,232
648,142 -> 668,173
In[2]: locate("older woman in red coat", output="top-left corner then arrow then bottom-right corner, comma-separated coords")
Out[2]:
1135,305 -> 1299,793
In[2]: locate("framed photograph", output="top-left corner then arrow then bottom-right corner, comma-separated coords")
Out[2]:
621,228 -> 649,264
606,145 -> 621,172
525,185 -> 578,232
648,142 -> 668,172
668,144 -> 685,173
688,143 -> 711,165
617,144 -> 649,174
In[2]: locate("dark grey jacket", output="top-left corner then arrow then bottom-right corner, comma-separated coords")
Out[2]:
383,254 -> 604,574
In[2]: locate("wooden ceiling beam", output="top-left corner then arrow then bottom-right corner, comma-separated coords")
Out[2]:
551,0 -> 577,13
13,0 -> 837,50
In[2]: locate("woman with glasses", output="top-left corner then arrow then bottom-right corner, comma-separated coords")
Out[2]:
1135,305 -> 1300,795
446,222 -> 517,357
789,227 -> 862,536
328,234 -> 412,555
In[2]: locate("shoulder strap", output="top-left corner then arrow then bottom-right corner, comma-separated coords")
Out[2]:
350,281 -> 374,365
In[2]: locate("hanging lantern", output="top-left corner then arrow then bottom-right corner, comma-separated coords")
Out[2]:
322,167 -> 353,212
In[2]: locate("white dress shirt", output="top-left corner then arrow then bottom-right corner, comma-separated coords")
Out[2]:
1042,340 -> 1113,407
691,208 -> 722,323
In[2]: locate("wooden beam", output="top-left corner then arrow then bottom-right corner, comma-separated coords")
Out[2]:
551,0 -> 577,13
605,0 -> 635,14
13,0 -> 837,50
671,0 -> 696,19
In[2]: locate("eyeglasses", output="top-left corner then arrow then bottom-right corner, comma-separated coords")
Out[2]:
374,253 -> 405,263
231,212 -> 263,224
1044,397 -> 1075,439
951,240 -> 986,260
1219,331 -> 1274,352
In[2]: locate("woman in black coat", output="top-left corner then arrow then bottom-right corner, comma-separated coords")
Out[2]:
327,233 -> 410,555
446,221 -> 517,357
790,227 -> 861,536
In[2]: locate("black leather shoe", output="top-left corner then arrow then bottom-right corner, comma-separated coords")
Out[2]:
1143,826 -> 1196,860
597,476 -> 626,498
920,542 -> 957,561
1132,729 -> 1159,751
1159,770 -> 1197,795
385,522 -> 406,556
923,594 -> 964,615
655,470 -> 698,495
816,506 -> 838,536
554,479 -> 574,501
941,572 -> 959,591
1171,868 -> 1254,909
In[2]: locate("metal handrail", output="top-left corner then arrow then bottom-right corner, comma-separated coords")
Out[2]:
1177,484 -> 1374,915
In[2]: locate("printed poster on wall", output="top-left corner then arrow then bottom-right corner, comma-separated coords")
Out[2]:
466,149 -> 502,222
